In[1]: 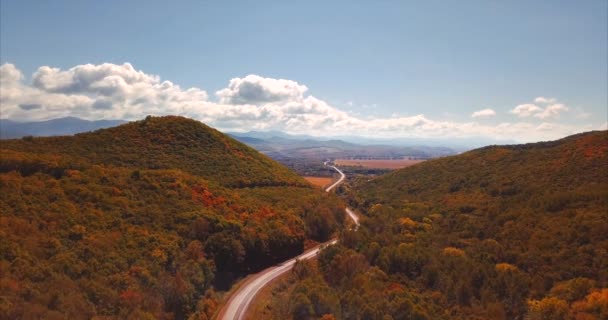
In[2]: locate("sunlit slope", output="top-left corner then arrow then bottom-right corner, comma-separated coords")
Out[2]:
357,130 -> 607,219
1,115 -> 307,188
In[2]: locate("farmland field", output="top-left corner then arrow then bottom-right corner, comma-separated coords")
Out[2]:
304,176 -> 334,188
335,159 -> 425,169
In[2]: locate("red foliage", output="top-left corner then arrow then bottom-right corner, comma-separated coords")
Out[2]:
191,184 -> 225,206
120,289 -> 143,307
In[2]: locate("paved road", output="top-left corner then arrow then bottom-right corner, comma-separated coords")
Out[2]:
217,165 -> 358,320
324,165 -> 346,192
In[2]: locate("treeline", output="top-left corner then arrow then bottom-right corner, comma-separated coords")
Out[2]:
0,117 -> 345,319
264,130 -> 608,319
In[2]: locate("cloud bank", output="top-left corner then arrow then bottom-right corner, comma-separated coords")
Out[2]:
0,63 -> 602,142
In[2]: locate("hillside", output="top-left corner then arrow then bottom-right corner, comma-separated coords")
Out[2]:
1,116 -> 305,188
0,116 -> 344,319
263,131 -> 608,320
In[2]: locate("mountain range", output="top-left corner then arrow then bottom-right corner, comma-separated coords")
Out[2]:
0,117 -> 126,139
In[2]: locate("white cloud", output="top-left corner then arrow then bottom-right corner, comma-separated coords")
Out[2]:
0,63 -> 596,143
216,74 -> 307,105
471,108 -> 496,118
511,103 -> 543,117
534,96 -> 557,104
1,63 -> 209,121
510,99 -> 569,120
535,103 -> 568,119
0,63 -> 23,83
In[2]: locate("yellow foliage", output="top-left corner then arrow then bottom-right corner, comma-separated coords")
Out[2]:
495,263 -> 519,273
151,248 -> 167,263
398,217 -> 417,230
442,247 -> 465,257
526,297 -> 568,320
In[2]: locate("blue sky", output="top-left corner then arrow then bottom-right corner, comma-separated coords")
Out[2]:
1,0 -> 606,142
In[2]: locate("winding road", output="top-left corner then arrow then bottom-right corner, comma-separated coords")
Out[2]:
217,164 -> 359,320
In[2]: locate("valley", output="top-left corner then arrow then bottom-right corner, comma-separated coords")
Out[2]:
2,3 -> 605,319
1,116 -> 606,320
218,164 -> 359,320
252,130 -> 608,320
334,158 -> 425,169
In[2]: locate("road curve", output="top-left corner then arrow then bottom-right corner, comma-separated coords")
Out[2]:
325,165 -> 345,192
217,164 -> 358,320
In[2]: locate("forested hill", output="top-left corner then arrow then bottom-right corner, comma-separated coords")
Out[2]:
262,131 -> 607,320
345,130 -> 608,319
357,130 -> 607,209
1,116 -> 306,188
0,116 -> 344,319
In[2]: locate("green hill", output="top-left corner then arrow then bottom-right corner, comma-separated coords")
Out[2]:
1,115 -> 306,188
0,116 -> 344,319
264,131 -> 608,320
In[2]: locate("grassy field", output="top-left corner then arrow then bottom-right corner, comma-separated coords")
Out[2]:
335,158 -> 425,169
304,176 -> 334,188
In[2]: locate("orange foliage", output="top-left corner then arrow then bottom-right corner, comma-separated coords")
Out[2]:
191,184 -> 226,207
495,263 -> 519,273
570,289 -> 608,319
385,282 -> 405,294
442,247 -> 465,257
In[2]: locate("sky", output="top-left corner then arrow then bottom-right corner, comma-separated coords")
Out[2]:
1,0 -> 607,142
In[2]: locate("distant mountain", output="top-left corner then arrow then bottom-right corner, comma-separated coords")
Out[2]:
230,130 -> 516,151
0,116 -> 344,319
0,117 -> 126,139
229,130 -> 319,141
229,132 -> 456,160
332,135 -> 518,150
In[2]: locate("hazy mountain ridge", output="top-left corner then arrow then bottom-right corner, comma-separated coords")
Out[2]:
229,131 -> 456,160
0,117 -> 127,139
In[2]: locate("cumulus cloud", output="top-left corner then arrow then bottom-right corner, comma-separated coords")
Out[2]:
535,103 -> 568,119
216,75 -> 307,105
0,62 -> 595,142
471,108 -> 496,118
510,98 -> 569,119
534,96 -> 557,104
511,104 -> 543,117
1,63 -> 208,121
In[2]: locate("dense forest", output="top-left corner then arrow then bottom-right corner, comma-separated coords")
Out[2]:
264,131 -> 608,320
0,116 -> 345,319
